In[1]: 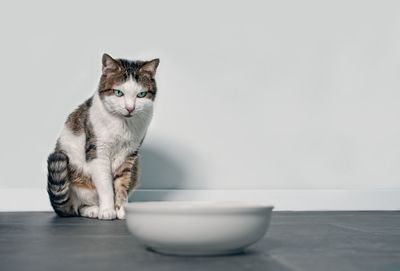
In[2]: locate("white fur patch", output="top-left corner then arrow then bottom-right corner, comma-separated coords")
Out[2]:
58,127 -> 87,173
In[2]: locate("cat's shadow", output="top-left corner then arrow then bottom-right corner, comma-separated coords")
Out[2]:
128,142 -> 188,202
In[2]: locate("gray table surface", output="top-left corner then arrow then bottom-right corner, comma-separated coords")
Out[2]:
0,211 -> 399,271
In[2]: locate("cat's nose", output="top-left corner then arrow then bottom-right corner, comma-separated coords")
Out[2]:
126,106 -> 135,113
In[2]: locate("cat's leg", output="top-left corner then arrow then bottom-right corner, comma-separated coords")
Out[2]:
114,154 -> 139,219
89,158 -> 117,220
70,183 -> 99,219
68,166 -> 100,219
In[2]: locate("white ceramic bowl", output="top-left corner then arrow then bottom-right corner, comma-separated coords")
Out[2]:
126,201 -> 273,256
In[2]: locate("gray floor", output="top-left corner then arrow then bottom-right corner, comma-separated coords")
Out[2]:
0,212 -> 399,271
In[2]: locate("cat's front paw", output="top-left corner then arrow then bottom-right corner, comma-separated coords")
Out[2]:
116,206 -> 126,220
98,207 -> 117,220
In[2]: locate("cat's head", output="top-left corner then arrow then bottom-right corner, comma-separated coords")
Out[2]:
98,53 -> 159,118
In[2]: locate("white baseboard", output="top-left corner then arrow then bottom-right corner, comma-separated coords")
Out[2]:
129,189 -> 400,211
0,188 -> 399,212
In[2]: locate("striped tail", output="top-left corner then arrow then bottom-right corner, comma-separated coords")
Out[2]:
47,151 -> 76,217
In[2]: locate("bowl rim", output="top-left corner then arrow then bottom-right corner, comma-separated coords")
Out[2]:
126,201 -> 274,213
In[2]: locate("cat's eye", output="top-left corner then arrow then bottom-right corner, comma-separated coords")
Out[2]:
113,89 -> 124,97
137,91 -> 147,98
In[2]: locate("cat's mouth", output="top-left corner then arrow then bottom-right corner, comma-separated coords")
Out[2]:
124,113 -> 134,118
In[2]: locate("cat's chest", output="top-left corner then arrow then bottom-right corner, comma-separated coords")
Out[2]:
104,123 -> 143,173
97,121 -> 141,153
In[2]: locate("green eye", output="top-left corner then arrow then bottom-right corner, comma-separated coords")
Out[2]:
137,91 -> 147,98
113,89 -> 123,97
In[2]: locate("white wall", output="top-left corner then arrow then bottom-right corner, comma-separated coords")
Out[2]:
0,0 -> 399,210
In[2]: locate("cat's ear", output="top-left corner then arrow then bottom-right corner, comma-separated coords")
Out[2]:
139,59 -> 160,77
102,53 -> 120,75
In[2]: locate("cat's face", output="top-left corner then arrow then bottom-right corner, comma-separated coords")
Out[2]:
98,54 -> 159,118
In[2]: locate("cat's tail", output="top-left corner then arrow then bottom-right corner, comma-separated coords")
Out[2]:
47,151 -> 76,217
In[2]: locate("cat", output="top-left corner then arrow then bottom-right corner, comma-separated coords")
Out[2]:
47,53 -> 159,220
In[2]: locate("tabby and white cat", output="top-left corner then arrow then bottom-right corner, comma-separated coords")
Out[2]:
47,54 -> 159,220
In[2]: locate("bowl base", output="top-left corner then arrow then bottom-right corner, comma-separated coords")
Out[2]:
148,247 -> 245,256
